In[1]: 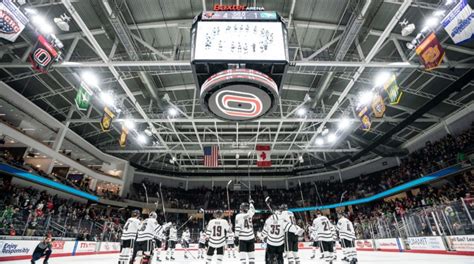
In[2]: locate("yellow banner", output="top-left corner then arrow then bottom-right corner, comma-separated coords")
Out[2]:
119,125 -> 128,147
100,107 -> 115,132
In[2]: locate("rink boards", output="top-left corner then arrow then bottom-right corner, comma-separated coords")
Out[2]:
1,235 -> 474,261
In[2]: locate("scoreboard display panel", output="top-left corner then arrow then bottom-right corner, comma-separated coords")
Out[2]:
191,10 -> 289,121
194,21 -> 286,61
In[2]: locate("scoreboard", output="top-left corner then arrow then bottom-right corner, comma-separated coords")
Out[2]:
191,11 -> 289,121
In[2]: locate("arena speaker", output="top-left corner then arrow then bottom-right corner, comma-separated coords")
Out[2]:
191,8 -> 289,121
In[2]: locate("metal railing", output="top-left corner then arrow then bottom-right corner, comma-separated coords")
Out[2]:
356,198 -> 474,239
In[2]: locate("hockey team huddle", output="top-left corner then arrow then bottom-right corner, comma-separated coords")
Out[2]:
118,200 -> 358,264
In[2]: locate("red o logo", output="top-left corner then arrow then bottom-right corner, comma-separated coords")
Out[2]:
215,90 -> 262,118
33,48 -> 51,67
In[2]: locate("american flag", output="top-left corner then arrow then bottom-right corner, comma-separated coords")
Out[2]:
203,145 -> 219,167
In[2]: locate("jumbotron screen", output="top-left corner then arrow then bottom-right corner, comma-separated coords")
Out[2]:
193,21 -> 286,61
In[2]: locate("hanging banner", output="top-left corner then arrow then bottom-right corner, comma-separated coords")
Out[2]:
441,0 -> 474,44
29,35 -> 59,73
383,74 -> 403,105
119,125 -> 128,147
256,144 -> 271,167
371,94 -> 386,118
415,32 -> 445,71
74,81 -> 93,111
100,107 -> 115,132
356,105 -> 371,131
0,0 -> 29,42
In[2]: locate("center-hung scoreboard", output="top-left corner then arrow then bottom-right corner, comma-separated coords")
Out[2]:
191,9 -> 289,121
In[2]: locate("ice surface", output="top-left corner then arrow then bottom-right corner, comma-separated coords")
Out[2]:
17,249 -> 474,264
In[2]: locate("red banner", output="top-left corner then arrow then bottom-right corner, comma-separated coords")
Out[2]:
29,35 -> 59,73
416,32 -> 445,71
256,145 -> 271,167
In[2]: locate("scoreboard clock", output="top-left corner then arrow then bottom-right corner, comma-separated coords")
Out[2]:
191,11 -> 289,121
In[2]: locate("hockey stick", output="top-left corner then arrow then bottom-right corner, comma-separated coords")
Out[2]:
298,180 -> 310,227
340,190 -> 348,203
264,196 -> 273,213
158,183 -> 167,222
226,180 -> 232,221
312,182 -> 323,206
199,208 -> 205,230
142,183 -> 149,204
177,216 -> 193,231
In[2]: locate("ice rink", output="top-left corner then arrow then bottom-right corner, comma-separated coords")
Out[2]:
14,250 -> 474,264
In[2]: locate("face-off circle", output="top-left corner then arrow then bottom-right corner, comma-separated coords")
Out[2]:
200,69 -> 279,121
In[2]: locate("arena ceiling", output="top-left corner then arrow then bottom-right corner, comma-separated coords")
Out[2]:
0,0 -> 473,175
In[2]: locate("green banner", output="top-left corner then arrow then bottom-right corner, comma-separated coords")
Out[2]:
74,82 -> 93,111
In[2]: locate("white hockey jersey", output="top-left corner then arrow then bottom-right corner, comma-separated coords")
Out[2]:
206,218 -> 230,248
235,203 -> 255,241
280,210 -> 296,224
168,226 -> 178,241
182,230 -> 191,242
137,217 -> 161,242
227,231 -> 235,244
198,231 -> 207,244
308,225 -> 317,241
312,216 -> 334,242
337,217 -> 356,240
121,217 -> 141,240
261,214 -> 303,246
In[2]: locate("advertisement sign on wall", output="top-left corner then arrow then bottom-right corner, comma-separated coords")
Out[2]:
75,241 -> 97,253
407,236 -> 446,251
446,235 -> 474,252
356,239 -> 375,250
376,238 -> 404,251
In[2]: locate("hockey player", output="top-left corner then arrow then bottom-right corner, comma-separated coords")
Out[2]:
261,208 -> 303,264
131,212 -> 160,264
330,220 -> 337,260
308,224 -> 318,259
205,210 -> 230,264
152,221 -> 171,264
198,229 -> 207,259
181,227 -> 191,259
337,213 -> 357,264
119,210 -> 141,264
279,204 -> 300,264
235,200 -> 256,264
312,211 -> 335,264
226,228 -> 236,258
166,223 -> 178,261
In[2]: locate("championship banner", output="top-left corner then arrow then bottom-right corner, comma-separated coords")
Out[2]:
256,144 -> 271,167
371,94 -> 386,118
356,105 -> 371,131
383,74 -> 403,105
74,81 -> 93,111
415,32 -> 445,70
29,35 -> 59,73
0,0 -> 28,42
100,107 -> 115,132
119,125 -> 128,147
441,0 -> 474,44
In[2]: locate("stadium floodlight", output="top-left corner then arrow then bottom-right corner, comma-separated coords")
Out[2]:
433,10 -> 446,17
81,71 -> 99,88
235,153 -> 240,159
168,107 -> 178,117
327,133 -> 337,143
445,0 -> 455,6
357,90 -> 374,106
124,119 -> 135,130
298,155 -> 304,163
296,107 -> 307,117
137,134 -> 147,144
100,91 -> 115,107
374,71 -> 391,87
31,15 -> 54,34
338,117 -> 351,130
424,16 -> 440,29
315,137 -> 324,146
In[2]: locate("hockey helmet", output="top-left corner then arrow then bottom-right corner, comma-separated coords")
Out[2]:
279,204 -> 288,211
213,209 -> 224,219
132,209 -> 141,217
149,212 -> 157,219
240,202 -> 249,212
